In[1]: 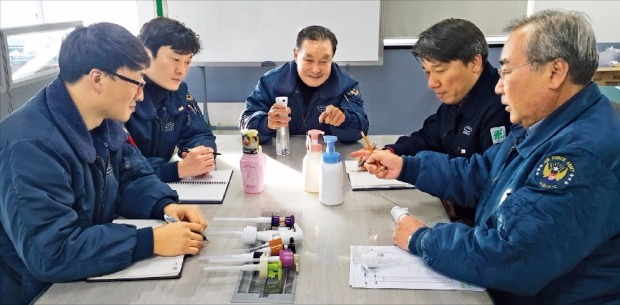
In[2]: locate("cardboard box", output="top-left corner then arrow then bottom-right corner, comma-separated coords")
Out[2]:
593,66 -> 620,86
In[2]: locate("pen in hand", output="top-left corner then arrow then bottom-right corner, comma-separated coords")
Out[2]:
164,214 -> 209,242
179,147 -> 221,155
360,131 -> 381,167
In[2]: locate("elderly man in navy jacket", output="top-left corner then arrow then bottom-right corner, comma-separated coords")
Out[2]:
240,25 -> 369,144
0,23 -> 207,305
365,10 -> 620,304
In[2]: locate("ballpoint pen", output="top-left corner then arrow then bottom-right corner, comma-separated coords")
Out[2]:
164,214 -> 209,242
179,147 -> 222,155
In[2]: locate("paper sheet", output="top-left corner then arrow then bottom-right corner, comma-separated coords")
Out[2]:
349,246 -> 484,291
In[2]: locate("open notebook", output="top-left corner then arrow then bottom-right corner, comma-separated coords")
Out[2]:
167,169 -> 233,204
87,219 -> 184,282
345,160 -> 415,191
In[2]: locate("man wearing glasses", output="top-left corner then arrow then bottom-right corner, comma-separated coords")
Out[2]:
125,17 -> 217,183
365,10 -> 620,303
352,18 -> 511,226
0,23 -> 208,305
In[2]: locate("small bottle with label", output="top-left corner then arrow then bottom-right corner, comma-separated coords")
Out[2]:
240,129 -> 265,193
303,129 -> 325,193
275,96 -> 290,157
319,135 -> 344,205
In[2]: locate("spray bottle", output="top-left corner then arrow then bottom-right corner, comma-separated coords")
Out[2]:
240,129 -> 265,193
275,97 -> 290,156
319,135 -> 343,205
303,129 -> 324,193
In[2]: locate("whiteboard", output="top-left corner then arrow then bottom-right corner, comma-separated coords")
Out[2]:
161,0 -> 381,65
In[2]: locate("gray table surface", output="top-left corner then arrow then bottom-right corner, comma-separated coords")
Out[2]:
35,135 -> 492,304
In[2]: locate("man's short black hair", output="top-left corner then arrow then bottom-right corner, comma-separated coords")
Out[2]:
296,25 -> 338,55
138,17 -> 201,58
412,18 -> 488,64
58,22 -> 150,84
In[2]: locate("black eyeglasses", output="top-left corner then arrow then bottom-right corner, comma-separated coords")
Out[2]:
106,71 -> 145,94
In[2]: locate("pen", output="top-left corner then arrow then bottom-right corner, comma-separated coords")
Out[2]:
179,147 -> 222,155
164,214 -> 209,242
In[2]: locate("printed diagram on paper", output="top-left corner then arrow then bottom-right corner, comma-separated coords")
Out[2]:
349,246 -> 484,291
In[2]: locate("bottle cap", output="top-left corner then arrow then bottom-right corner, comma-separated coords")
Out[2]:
306,129 -> 324,152
241,129 -> 260,154
322,135 -> 340,164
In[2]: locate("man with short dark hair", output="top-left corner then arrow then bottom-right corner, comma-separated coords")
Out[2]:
126,17 -> 217,183
366,10 -> 620,303
240,25 -> 369,143
0,23 -> 208,305
352,18 -> 511,225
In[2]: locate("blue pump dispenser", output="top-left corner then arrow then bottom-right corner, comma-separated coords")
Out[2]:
322,136 -> 340,164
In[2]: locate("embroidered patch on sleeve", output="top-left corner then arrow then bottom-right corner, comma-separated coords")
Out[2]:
490,126 -> 506,144
535,155 -> 576,189
186,93 -> 194,101
346,86 -> 360,99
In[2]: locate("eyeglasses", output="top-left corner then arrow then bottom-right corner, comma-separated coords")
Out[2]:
498,63 -> 530,79
106,71 -> 145,94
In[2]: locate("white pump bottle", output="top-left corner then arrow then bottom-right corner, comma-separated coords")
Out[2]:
303,129 -> 324,193
319,135 -> 343,205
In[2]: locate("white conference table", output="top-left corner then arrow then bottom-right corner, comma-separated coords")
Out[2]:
35,135 -> 492,304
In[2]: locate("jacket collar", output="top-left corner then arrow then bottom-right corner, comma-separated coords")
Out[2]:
459,61 -> 500,119
134,79 -> 162,119
46,78 -> 126,162
274,61 -> 343,100
516,82 -> 602,157
134,80 -> 186,118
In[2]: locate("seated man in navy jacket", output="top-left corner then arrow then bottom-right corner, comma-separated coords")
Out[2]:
126,17 -> 217,183
366,10 -> 620,304
352,19 -> 511,225
239,25 -> 369,144
0,23 -> 207,305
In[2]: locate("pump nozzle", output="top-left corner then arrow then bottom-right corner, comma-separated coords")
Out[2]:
322,135 -> 340,164
306,129 -> 325,152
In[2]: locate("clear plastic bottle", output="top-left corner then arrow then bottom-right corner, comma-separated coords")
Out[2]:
303,129 -> 325,193
240,129 -> 265,193
319,135 -> 344,205
275,96 -> 290,156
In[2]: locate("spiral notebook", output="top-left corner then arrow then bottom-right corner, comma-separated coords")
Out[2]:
87,219 -> 184,282
345,161 -> 415,191
167,169 -> 233,204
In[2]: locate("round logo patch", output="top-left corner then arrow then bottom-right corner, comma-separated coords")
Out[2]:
535,155 -> 575,189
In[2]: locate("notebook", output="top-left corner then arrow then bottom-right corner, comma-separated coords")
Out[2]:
345,160 -> 415,191
167,169 -> 233,204
87,219 -> 184,282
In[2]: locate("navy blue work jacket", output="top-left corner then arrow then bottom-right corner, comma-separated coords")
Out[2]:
387,61 -> 511,158
400,83 -> 620,304
126,81 -> 217,182
239,61 -> 369,144
0,78 -> 178,305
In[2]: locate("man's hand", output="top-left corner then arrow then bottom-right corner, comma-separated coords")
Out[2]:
393,215 -> 427,252
364,150 -> 403,179
349,148 -> 371,160
267,103 -> 291,130
318,105 -> 345,126
163,204 -> 207,231
178,146 -> 216,178
153,221 -> 205,256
